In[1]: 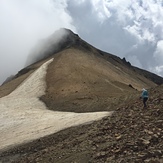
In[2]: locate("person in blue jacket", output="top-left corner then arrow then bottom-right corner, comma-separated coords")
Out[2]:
141,88 -> 149,108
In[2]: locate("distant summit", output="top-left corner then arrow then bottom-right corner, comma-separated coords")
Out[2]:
2,28 -> 163,89
25,28 -> 80,66
25,28 -> 163,85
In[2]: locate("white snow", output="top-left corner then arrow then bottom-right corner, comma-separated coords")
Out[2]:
0,58 -> 112,151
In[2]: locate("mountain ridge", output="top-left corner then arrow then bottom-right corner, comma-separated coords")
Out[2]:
3,28 -> 163,87
0,28 -> 163,162
0,28 -> 163,112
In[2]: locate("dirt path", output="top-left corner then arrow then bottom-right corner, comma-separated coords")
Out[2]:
0,58 -> 112,151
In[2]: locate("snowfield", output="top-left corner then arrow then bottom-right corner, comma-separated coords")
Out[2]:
0,59 -> 112,151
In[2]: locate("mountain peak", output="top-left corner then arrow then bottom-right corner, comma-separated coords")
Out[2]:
1,28 -> 163,162
2,28 -> 163,87
25,28 -> 81,66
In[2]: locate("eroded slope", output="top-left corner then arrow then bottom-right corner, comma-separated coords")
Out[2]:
41,47 -> 155,112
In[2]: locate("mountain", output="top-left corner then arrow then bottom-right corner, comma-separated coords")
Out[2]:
0,28 -> 163,162
1,29 -> 163,111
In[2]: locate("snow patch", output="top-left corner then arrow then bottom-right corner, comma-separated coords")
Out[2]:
0,58 -> 112,151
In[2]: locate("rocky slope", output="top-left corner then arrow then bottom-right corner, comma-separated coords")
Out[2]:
0,28 -> 163,163
0,85 -> 163,163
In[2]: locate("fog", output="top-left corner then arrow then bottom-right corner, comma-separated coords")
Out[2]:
0,0 -> 76,84
1,0 -> 163,85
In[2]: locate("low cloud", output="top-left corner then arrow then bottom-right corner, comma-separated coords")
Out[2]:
1,0 -> 163,84
154,40 -> 163,64
67,0 -> 163,77
25,28 -> 69,66
154,66 -> 163,76
0,0 -> 76,84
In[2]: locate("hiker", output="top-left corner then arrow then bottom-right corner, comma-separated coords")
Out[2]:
140,88 -> 149,108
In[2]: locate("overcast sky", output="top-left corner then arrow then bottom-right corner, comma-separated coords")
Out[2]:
0,0 -> 163,84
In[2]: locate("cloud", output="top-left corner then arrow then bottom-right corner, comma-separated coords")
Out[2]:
0,0 -> 76,84
25,28 -> 70,66
91,0 -> 112,22
67,0 -> 163,77
154,40 -> 163,58
153,40 -> 163,67
1,0 -> 163,84
154,66 -> 163,76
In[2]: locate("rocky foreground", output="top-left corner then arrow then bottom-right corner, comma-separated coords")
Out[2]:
0,85 -> 163,163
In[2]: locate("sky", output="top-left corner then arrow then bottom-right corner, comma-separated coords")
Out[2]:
0,0 -> 163,84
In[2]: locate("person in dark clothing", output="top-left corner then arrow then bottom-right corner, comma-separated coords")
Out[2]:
141,88 -> 149,108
